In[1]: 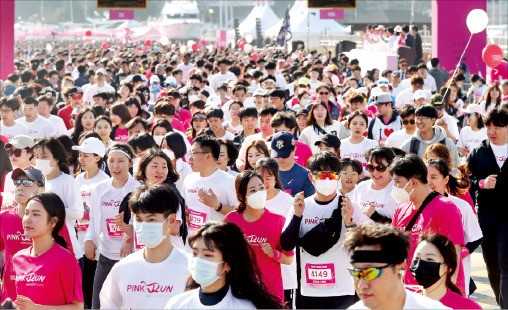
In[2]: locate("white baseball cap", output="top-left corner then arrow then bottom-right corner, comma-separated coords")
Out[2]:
72,137 -> 106,158
413,89 -> 427,100
464,104 -> 484,115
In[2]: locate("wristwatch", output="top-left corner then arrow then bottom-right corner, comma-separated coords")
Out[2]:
215,202 -> 223,212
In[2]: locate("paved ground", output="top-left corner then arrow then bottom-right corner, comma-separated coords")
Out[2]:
470,249 -> 498,309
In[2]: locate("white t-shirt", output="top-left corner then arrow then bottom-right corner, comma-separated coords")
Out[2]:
348,289 -> 449,309
284,195 -> 355,297
177,62 -> 194,83
83,83 -> 115,104
437,113 -> 459,141
74,170 -> 110,250
490,143 -> 507,168
299,121 -> 350,154
216,130 -> 235,141
174,159 -> 193,193
165,286 -> 255,309
45,114 -> 68,136
210,72 -> 237,91
422,74 -> 437,93
385,129 -> 414,148
17,115 -> 56,139
182,169 -> 239,234
340,137 -> 379,167
100,247 -> 189,309
265,190 -> 297,290
45,173 -> 84,259
456,127 -> 486,152
351,180 -> 399,224
98,186 -> 128,261
0,121 -> 28,141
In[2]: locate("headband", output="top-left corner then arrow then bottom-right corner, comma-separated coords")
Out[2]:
350,250 -> 406,265
108,148 -> 132,160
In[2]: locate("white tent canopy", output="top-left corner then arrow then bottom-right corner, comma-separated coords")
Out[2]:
266,0 -> 349,41
239,3 -> 280,38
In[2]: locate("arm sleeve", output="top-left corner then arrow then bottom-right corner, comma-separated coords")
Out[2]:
99,266 -> 122,309
465,238 -> 482,254
369,211 -> 392,224
280,215 -> 302,251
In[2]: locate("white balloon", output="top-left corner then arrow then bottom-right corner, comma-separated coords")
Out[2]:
180,45 -> 187,53
45,43 -> 53,52
159,36 -> 169,46
466,9 -> 488,34
243,43 -> 253,53
187,40 -> 195,48
245,34 -> 254,44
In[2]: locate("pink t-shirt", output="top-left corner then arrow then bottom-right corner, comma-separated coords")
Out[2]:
392,194 -> 465,286
175,108 -> 192,130
12,243 -> 83,306
170,118 -> 187,132
294,141 -> 313,168
0,207 -> 75,301
114,127 -> 129,142
440,289 -> 482,309
224,209 -> 293,302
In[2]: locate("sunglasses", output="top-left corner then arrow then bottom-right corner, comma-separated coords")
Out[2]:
7,148 -> 24,157
319,92 -> 330,95
313,171 -> 340,180
465,113 -> 473,118
434,106 -> 445,111
366,164 -> 387,173
402,119 -> 416,125
71,93 -> 83,100
348,264 -> 394,281
400,63 -> 408,66
13,179 -> 37,187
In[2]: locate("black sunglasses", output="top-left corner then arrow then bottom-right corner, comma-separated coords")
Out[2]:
366,164 -> 387,173
7,148 -> 24,157
402,119 -> 416,125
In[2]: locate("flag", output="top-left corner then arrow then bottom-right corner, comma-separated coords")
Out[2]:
276,7 -> 291,47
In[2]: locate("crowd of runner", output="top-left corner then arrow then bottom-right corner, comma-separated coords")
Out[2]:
0,40 -> 507,309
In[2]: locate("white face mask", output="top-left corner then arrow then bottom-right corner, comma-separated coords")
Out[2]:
188,256 -> 225,287
132,157 -> 141,176
247,190 -> 267,209
315,179 -> 338,196
301,98 -> 311,106
35,159 -> 53,176
162,148 -> 176,160
133,218 -> 169,248
391,180 -> 412,204
153,135 -> 164,146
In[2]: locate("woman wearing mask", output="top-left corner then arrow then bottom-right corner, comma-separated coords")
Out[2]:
161,132 -> 192,192
70,108 -> 96,145
340,111 -> 378,169
32,138 -> 84,264
351,146 -> 398,225
12,193 -> 83,309
72,136 -> 109,307
299,101 -> 349,154
165,221 -> 284,309
94,116 -> 115,150
217,139 -> 239,178
84,143 -> 140,309
457,104 -> 486,158
224,171 -> 293,302
244,140 -> 270,171
109,103 -> 132,143
426,158 -> 483,296
411,234 -> 481,309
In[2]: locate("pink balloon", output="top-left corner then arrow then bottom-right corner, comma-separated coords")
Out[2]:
145,39 -> 152,47
489,60 -> 508,83
251,52 -> 259,62
482,44 -> 504,68
102,42 -> 110,50
237,39 -> 246,49
191,43 -> 198,51
199,39 -> 207,46
85,30 -> 92,37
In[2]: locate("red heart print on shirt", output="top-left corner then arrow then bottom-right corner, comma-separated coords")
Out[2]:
384,128 -> 394,137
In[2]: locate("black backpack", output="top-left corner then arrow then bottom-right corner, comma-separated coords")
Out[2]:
409,137 -> 446,154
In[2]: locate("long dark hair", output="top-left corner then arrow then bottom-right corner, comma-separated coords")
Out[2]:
33,138 -> 70,174
27,192 -> 68,249
135,148 -> 179,183
245,140 -> 270,171
235,170 -> 264,213
187,221 -> 284,309
419,234 -> 462,295
484,84 -> 501,110
425,158 -> 470,196
70,108 -> 96,145
256,157 -> 283,190
307,101 -> 333,131
0,140 -> 13,189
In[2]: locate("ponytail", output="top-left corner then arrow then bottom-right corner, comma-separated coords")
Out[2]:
446,164 -> 471,196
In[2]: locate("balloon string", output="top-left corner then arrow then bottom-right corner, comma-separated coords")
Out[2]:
443,33 -> 474,101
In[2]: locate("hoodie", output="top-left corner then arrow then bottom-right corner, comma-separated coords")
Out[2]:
367,111 -> 402,143
400,126 -> 460,168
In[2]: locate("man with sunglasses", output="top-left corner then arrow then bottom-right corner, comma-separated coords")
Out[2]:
58,87 -> 84,129
345,223 -> 448,309
431,94 -> 459,143
385,105 -> 416,148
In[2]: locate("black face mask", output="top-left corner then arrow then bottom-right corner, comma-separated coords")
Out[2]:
410,258 -> 443,288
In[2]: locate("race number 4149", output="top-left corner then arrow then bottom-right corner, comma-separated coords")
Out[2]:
305,263 -> 336,288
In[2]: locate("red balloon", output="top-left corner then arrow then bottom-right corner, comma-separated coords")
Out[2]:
85,30 -> 92,37
251,52 -> 259,62
237,39 -> 246,49
482,44 -> 504,68
191,43 -> 199,51
199,39 -> 207,46
102,42 -> 110,50
489,60 -> 508,83
145,39 -> 152,47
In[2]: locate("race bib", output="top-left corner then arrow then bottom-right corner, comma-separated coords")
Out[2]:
76,221 -> 89,232
106,218 -> 124,239
188,209 -> 207,230
305,263 -> 335,288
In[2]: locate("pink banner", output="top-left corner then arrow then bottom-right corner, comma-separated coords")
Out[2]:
109,10 -> 135,20
320,9 -> 344,20
0,0 -> 14,79
216,29 -> 227,50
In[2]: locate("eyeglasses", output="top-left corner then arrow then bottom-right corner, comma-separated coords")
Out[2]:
402,119 -> 416,125
319,92 -> 330,95
13,179 -> 37,187
313,171 -> 340,180
7,148 -> 24,157
189,151 -> 210,157
415,116 -> 431,122
71,93 -> 83,100
348,264 -> 394,281
366,164 -> 387,173
400,63 -> 408,67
